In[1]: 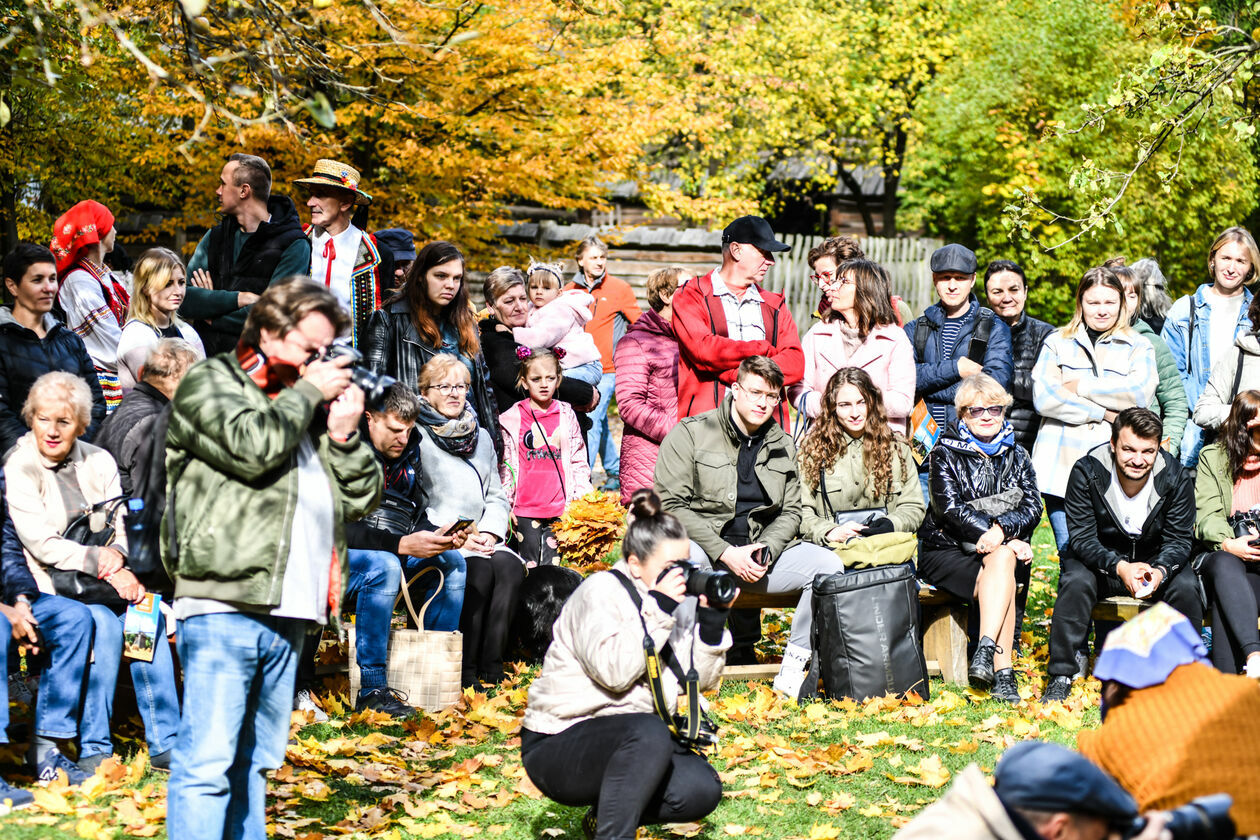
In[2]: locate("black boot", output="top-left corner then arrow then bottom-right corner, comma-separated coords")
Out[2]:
969,636 -> 998,690
991,668 -> 1020,704
1040,675 -> 1073,704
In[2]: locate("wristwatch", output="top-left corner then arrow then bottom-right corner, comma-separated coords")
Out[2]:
14,594 -> 31,607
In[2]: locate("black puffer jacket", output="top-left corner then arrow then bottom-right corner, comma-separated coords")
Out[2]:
1063,443 -> 1194,578
0,308 -> 106,457
479,316 -> 596,418
919,423 -> 1043,550
363,300 -> 500,449
1007,313 -> 1055,453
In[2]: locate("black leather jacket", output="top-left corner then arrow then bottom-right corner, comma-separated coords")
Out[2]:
363,300 -> 500,451
1063,443 -> 1194,579
919,423 -> 1043,550
1007,313 -> 1055,453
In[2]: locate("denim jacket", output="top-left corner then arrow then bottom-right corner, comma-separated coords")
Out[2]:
1160,284 -> 1253,465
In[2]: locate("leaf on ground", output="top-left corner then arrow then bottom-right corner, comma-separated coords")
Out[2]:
808,823 -> 841,840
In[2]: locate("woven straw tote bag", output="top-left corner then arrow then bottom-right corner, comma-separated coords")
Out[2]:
349,566 -> 463,712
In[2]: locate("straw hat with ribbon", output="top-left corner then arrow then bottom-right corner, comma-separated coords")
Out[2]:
293,159 -> 373,206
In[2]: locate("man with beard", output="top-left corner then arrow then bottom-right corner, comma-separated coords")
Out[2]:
1041,407 -> 1201,702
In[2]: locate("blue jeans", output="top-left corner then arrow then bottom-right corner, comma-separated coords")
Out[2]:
168,612 -> 306,840
346,549 -> 402,693
566,360 -> 603,386
0,594 -> 93,742
1044,495 -> 1069,553
403,550 -> 467,632
81,603 -> 180,759
588,372 -> 619,476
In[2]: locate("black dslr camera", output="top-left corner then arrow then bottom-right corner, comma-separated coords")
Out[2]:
1117,794 -> 1234,840
1227,510 -> 1260,542
315,343 -> 396,411
657,561 -> 737,606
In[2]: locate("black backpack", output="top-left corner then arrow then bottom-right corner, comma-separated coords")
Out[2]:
913,308 -> 995,364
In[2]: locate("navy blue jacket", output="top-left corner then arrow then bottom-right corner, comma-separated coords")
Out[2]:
904,294 -> 1014,437
1,475 -> 38,604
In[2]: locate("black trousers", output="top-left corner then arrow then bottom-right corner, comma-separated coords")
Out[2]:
461,550 -> 525,684
1200,550 -> 1260,673
1048,553 -> 1203,677
521,714 -> 722,840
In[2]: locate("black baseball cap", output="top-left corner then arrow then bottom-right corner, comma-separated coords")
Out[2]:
994,742 -> 1138,821
722,216 -> 789,253
930,243 -> 978,275
374,228 -> 417,262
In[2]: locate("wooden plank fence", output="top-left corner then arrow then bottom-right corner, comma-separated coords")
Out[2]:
492,221 -> 942,325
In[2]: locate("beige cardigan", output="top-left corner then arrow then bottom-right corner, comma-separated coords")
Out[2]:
4,433 -> 128,594
522,560 -> 730,735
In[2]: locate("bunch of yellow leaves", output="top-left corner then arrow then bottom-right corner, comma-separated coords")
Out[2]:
553,491 -> 627,572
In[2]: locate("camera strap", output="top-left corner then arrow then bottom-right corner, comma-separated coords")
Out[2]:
609,569 -> 707,747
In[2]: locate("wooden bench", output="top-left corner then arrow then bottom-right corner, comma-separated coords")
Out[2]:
720,585 -> 970,685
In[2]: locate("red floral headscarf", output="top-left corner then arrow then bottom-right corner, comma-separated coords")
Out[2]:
50,200 -> 114,274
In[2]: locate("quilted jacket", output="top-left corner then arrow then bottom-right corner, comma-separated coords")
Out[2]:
613,310 -> 679,505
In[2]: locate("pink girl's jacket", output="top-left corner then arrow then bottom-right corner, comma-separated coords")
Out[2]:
512,290 -> 603,369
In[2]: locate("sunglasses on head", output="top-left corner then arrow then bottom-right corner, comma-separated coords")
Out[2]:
965,405 -> 1004,418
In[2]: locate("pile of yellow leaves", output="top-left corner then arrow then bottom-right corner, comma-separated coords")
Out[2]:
553,491 -> 627,572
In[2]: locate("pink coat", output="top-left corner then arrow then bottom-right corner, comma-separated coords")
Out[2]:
512,290 -> 602,369
788,321 -> 915,433
498,399 -> 593,511
613,310 -> 679,505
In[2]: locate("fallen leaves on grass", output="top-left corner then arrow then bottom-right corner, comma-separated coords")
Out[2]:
553,491 -> 627,571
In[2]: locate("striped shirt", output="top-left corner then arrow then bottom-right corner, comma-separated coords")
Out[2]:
928,313 -> 968,428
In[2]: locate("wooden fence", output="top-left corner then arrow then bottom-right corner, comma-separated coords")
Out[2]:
495,221 -> 942,325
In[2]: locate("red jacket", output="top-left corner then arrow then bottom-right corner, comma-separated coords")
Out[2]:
672,269 -> 805,429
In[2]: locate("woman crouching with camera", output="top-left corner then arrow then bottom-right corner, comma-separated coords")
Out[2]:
1194,389 -> 1260,677
522,489 -> 731,840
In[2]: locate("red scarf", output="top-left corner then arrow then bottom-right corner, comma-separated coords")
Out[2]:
236,342 -> 342,614
51,200 -> 114,273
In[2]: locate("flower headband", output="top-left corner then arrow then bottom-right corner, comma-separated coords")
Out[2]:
527,258 -> 566,285
516,345 -> 566,361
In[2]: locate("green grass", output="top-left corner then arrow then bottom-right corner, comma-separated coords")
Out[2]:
2,518 -> 1096,839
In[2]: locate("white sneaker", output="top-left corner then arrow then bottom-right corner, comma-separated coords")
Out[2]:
772,643 -> 811,701
293,687 -> 329,722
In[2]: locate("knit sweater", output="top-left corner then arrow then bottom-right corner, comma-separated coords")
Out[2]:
1078,663 -> 1260,835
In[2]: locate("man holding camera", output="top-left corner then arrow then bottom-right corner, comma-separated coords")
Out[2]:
1041,407 -> 1202,704
895,740 -> 1176,840
654,356 -> 843,698
164,278 -> 383,839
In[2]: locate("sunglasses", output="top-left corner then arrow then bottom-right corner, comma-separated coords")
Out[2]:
965,405 -> 1005,419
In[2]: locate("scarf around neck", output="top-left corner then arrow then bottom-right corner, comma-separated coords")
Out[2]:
416,394 -> 479,457
958,418 -> 1015,456
236,343 -> 300,399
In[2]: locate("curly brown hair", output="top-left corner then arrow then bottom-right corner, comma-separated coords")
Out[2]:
798,367 -> 909,498
1223,390 -> 1260,482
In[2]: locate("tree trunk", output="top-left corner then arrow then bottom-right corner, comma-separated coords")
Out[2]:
836,165 -> 877,237
881,126 -> 908,237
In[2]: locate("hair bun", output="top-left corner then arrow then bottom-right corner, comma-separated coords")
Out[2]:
628,488 -> 663,520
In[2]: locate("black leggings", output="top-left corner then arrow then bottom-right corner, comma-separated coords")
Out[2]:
521,715 -> 722,840
461,549 -> 525,684
1201,550 -> 1260,672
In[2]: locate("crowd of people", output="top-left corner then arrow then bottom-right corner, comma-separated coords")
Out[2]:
0,150 -> 1258,838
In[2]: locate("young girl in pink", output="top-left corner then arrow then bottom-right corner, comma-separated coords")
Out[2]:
499,349 -> 593,566
511,260 -> 604,386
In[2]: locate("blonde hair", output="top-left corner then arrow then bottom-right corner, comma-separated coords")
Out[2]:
954,373 -> 1014,415
128,247 -> 189,330
1208,226 -> 1260,284
417,354 -> 471,392
23,371 -> 93,431
1059,266 -> 1132,341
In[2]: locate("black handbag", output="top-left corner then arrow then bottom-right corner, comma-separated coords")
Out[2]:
48,496 -> 129,611
819,471 -> 887,528
799,563 -> 929,702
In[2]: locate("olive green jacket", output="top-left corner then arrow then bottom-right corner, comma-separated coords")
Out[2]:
1194,442 -> 1235,549
163,353 -> 383,610
653,395 -> 801,564
799,436 -> 926,545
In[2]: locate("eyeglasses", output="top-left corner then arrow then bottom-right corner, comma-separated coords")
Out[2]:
427,383 -> 469,396
810,272 -> 855,288
738,385 -> 781,405
965,405 -> 1005,418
